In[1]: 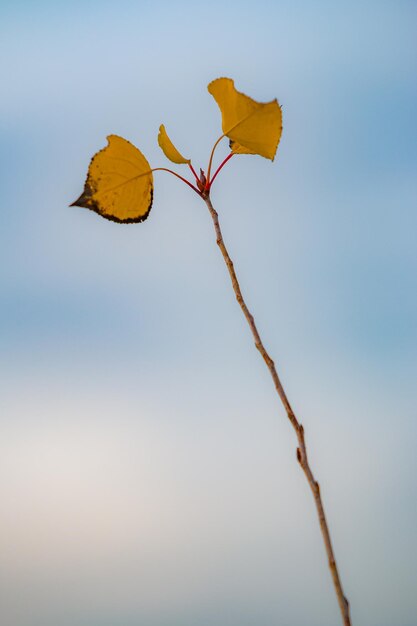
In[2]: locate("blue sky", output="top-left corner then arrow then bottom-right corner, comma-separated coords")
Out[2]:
1,1 -> 416,625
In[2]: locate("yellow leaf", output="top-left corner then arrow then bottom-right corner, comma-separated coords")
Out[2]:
158,124 -> 190,164
70,135 -> 153,223
208,77 -> 282,160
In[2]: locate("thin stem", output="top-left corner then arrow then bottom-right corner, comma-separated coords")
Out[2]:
203,195 -> 351,626
208,152 -> 234,189
152,168 -> 201,195
188,162 -> 200,182
206,134 -> 225,187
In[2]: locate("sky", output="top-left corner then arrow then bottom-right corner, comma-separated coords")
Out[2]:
0,1 -> 416,625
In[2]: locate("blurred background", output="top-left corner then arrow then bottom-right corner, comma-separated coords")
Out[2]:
1,1 -> 416,625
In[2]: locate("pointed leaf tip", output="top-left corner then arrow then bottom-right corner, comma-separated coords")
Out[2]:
208,77 -> 282,160
158,124 -> 190,164
71,135 -> 153,223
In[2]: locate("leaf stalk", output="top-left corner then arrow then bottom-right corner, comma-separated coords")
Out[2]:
152,167 -> 201,195
208,152 -> 234,189
206,134 -> 226,188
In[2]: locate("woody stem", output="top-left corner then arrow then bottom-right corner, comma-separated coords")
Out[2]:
203,194 -> 351,626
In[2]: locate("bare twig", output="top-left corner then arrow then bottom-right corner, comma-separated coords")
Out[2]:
203,193 -> 351,626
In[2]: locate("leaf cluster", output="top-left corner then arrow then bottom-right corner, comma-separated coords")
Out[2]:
71,78 -> 282,222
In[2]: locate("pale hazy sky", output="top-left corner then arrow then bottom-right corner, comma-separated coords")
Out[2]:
1,1 -> 416,625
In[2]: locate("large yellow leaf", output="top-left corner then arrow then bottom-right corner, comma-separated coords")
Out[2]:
208,77 -> 282,160
71,135 -> 153,223
158,124 -> 190,164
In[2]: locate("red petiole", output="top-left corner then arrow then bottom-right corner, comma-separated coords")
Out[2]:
188,162 -> 200,182
154,142 -> 235,196
206,152 -> 234,190
152,168 -> 201,195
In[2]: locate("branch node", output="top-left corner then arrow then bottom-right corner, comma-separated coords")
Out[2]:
296,448 -> 302,464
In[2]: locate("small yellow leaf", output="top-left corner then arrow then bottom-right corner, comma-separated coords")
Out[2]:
158,124 -> 190,164
71,135 -> 153,223
208,77 -> 282,160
